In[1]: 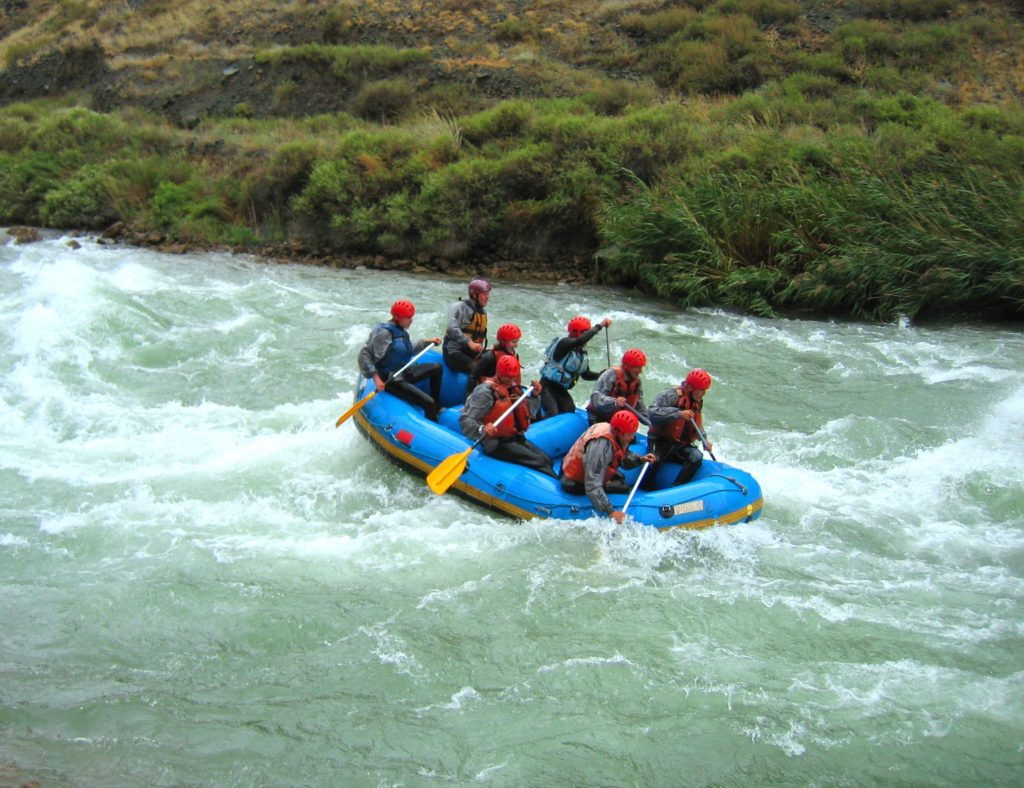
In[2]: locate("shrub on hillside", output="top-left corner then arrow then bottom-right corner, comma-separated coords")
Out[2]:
0,115 -> 31,152
0,152 -> 62,224
644,14 -> 771,94
40,164 -> 116,228
102,156 -> 194,221
494,15 -> 538,43
861,0 -> 957,22
412,143 -> 558,258
597,106 -> 702,184
351,80 -> 418,122
586,80 -> 660,116
712,0 -> 801,25
620,7 -> 699,40
148,178 -> 227,239
254,44 -> 429,83
289,130 -> 427,251
30,107 -> 134,158
459,101 -> 532,146
321,4 -> 355,44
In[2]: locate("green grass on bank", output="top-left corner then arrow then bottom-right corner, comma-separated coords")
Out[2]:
2,89 -> 1021,321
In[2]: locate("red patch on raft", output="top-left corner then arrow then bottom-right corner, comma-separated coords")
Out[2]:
395,429 -> 414,446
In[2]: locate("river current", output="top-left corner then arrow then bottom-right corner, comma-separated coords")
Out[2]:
1,234 -> 1022,786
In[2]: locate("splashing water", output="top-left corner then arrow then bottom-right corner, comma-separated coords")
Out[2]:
1,234 -> 1022,785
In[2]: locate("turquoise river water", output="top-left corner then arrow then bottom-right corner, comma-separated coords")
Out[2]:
1,234 -> 1022,786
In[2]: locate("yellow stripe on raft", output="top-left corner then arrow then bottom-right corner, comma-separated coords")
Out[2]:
354,410 -> 763,530
354,410 -> 537,519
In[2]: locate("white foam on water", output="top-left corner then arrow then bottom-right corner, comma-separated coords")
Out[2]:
107,260 -> 171,293
359,623 -> 424,677
417,576 -> 494,611
8,396 -> 340,488
473,762 -> 510,782
419,686 -> 481,713
733,658 -> 1024,758
3,238 -> 1023,784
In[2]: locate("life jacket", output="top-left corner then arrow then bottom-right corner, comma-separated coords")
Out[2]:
492,347 -> 516,368
483,378 -> 531,438
561,423 -> 627,485
540,337 -> 589,389
586,366 -> 640,416
376,322 -> 412,376
648,387 -> 703,443
461,298 -> 488,343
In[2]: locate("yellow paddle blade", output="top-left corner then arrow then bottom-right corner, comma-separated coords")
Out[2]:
426,447 -> 474,495
335,390 -> 376,428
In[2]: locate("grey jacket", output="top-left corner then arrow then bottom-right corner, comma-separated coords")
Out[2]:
588,367 -> 647,422
445,299 -> 486,351
357,324 -> 432,379
648,387 -> 702,445
581,438 -> 647,515
459,382 -> 541,445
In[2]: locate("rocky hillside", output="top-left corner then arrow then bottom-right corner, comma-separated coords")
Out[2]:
2,0 -> 1022,127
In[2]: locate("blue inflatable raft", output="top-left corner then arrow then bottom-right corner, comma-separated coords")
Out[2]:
352,350 -> 763,530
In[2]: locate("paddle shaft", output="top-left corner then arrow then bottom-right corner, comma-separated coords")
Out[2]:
379,342 -> 437,386
623,401 -> 650,427
336,342 -> 436,427
604,326 -> 611,368
426,387 -> 534,495
689,417 -> 716,461
621,461 -> 649,516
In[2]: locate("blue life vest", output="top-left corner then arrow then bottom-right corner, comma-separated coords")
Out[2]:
377,322 -> 413,376
540,337 -> 589,389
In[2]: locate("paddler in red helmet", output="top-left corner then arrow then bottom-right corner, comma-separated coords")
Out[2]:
357,300 -> 443,420
459,354 -> 555,477
644,368 -> 713,489
559,409 -> 656,523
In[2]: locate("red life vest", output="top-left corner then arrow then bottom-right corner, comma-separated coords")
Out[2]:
561,423 -> 627,485
648,387 -> 703,443
483,378 -> 531,438
609,366 -> 641,406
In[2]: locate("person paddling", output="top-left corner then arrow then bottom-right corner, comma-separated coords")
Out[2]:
644,368 -> 713,489
559,409 -> 656,523
459,355 -> 555,476
586,347 -> 648,425
442,278 -> 490,374
538,316 -> 611,417
357,300 -> 443,421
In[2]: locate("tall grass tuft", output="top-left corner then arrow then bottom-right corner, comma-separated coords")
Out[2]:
598,160 -> 1024,320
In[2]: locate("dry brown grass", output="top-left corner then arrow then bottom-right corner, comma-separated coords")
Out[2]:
2,0 -> 1022,111
406,107 -> 463,145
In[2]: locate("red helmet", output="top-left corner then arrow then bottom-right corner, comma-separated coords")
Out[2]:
610,409 -> 639,434
496,354 -> 520,378
496,323 -> 522,343
468,278 -> 492,297
567,316 -> 591,337
621,348 -> 647,369
685,368 -> 712,390
390,299 -> 415,319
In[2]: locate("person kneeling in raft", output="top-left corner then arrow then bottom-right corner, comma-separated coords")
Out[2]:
357,299 -> 442,421
459,355 -> 556,477
560,409 -> 657,524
